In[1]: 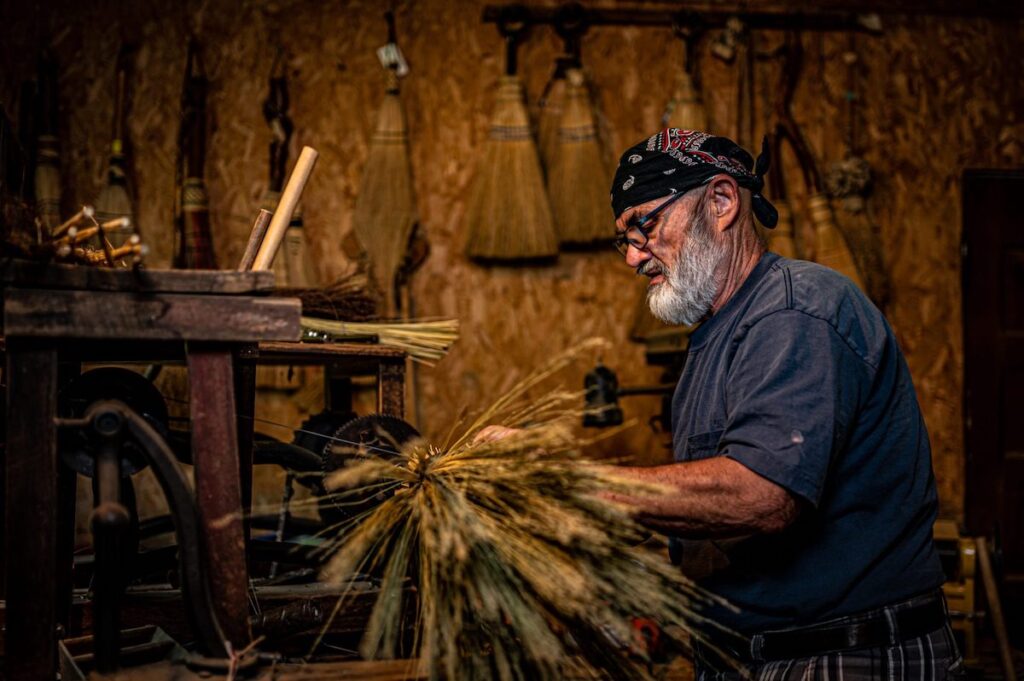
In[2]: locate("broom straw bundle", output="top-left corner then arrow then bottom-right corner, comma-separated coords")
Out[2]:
316,340 -> 737,679
546,68 -> 612,246
353,68 -> 417,302
300,317 -> 458,365
465,27 -> 557,262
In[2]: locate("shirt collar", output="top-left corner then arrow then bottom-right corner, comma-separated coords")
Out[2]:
688,252 -> 781,350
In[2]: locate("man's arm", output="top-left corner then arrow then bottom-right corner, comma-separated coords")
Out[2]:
606,456 -> 800,539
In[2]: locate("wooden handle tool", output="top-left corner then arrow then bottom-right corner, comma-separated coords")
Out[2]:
237,209 -> 273,271
251,146 -> 318,271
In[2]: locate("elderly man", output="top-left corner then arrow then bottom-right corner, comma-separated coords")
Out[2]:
606,129 -> 962,680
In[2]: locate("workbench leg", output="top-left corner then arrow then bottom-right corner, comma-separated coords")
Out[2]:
378,360 -> 405,418
187,345 -> 252,650
5,341 -> 59,680
233,347 -> 256,547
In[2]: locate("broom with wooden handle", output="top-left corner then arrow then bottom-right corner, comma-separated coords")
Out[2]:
94,45 -> 135,246
465,13 -> 558,262
353,12 -> 417,310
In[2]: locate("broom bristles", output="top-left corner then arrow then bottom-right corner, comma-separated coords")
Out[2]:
353,77 -> 417,299
94,183 -> 134,247
807,193 -> 866,291
465,75 -> 558,261
547,69 -> 612,246
767,201 -> 799,259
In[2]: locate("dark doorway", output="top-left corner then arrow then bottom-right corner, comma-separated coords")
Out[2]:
963,169 -> 1024,638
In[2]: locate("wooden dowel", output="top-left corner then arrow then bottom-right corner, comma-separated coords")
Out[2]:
237,209 -> 273,271
52,206 -> 95,238
251,147 -> 318,272
977,537 -> 1018,681
56,217 -> 131,247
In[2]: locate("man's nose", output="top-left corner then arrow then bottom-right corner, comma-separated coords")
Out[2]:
624,244 -> 651,269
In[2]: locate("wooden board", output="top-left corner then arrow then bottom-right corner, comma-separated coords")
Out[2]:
3,288 -> 301,342
254,341 -> 407,362
0,259 -> 276,294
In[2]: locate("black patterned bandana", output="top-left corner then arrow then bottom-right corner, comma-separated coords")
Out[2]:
610,129 -> 778,228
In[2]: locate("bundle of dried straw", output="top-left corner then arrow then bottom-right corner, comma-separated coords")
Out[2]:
301,317 -> 458,366
316,340 -> 734,680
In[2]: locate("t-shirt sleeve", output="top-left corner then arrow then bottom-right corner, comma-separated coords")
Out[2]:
721,309 -> 867,507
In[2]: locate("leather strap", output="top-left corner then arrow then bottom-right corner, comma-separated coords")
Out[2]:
753,594 -> 948,662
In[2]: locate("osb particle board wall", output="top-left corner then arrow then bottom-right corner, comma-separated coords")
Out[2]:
2,0 -> 1022,522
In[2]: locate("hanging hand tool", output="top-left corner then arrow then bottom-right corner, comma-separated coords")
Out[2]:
174,39 -> 217,269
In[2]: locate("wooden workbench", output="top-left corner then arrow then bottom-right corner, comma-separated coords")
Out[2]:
0,260 -> 301,680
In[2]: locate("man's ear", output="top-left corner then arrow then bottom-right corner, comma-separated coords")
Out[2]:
707,175 -> 741,233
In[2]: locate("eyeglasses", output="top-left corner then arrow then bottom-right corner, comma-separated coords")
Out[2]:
613,190 -> 688,256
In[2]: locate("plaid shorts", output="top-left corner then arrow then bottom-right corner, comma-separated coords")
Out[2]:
695,592 -> 966,681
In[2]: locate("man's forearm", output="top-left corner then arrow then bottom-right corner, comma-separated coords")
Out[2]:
606,456 -> 799,539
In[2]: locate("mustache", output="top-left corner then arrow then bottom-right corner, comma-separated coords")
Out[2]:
637,259 -> 666,277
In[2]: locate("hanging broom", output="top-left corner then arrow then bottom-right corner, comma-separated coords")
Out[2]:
353,12 -> 417,309
547,67 -> 612,246
465,15 -> 558,262
34,51 -> 62,233
94,45 -> 135,247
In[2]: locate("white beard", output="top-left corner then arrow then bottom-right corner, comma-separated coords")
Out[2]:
644,213 -> 726,326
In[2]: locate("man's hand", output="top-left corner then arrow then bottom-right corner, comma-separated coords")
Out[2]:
471,425 -> 521,444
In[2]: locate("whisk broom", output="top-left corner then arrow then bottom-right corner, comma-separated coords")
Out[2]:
464,18 -> 557,262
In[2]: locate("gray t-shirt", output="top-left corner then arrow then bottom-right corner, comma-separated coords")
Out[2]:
671,252 -> 944,633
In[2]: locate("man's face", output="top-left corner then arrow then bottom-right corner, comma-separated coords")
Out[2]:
616,188 -> 727,326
